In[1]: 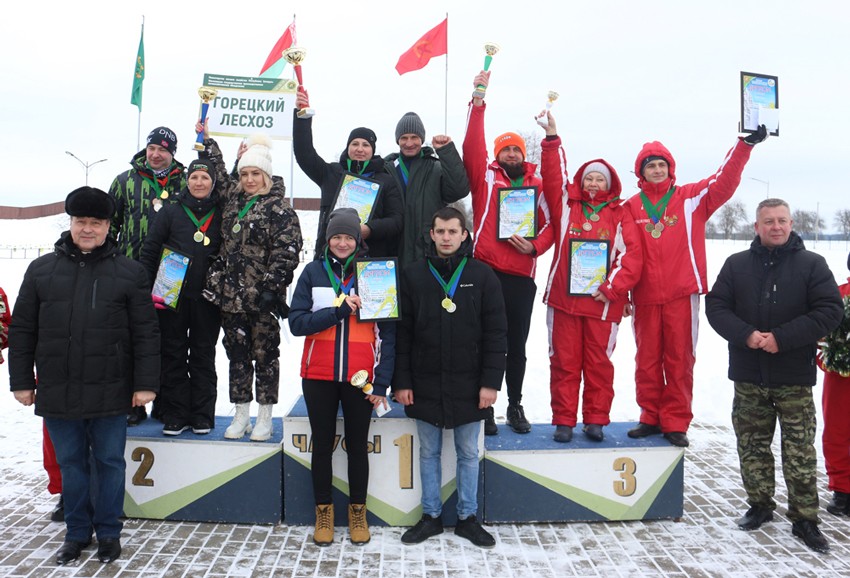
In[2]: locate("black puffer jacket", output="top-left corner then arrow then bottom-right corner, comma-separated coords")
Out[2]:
706,232 -> 843,387
293,113 -> 403,260
9,234 -> 161,418
394,237 -> 507,428
140,187 -> 223,300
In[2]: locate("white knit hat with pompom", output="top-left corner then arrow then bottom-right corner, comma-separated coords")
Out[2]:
238,134 -> 273,177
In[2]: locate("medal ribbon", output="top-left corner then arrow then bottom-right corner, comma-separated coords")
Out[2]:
428,257 -> 468,300
510,177 -> 524,187
346,159 -> 371,175
322,250 -> 356,297
397,152 -> 423,188
235,194 -> 260,223
181,205 -> 216,234
581,200 -> 614,220
142,175 -> 170,199
639,187 -> 675,223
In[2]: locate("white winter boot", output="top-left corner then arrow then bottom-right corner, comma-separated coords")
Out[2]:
250,404 -> 274,441
224,403 -> 252,439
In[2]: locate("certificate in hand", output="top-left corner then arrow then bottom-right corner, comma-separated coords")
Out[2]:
568,239 -> 610,297
497,186 -> 538,240
740,71 -> 779,136
152,246 -> 192,311
354,258 -> 400,322
333,173 -> 382,225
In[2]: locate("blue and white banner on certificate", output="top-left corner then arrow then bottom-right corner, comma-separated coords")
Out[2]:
152,246 -> 192,311
741,71 -> 779,136
497,186 -> 538,240
568,239 -> 610,297
354,258 -> 400,322
333,173 -> 382,224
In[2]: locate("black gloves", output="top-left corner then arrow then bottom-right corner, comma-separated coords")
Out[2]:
259,290 -> 289,319
743,124 -> 768,145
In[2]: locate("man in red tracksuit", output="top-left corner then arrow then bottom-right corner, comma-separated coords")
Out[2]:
539,112 -> 642,443
463,70 -> 554,435
821,252 -> 850,516
624,124 -> 768,447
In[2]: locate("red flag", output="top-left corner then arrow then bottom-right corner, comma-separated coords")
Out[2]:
395,18 -> 448,75
259,19 -> 297,77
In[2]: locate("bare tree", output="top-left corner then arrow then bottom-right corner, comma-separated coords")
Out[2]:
705,220 -> 719,239
516,130 -> 542,177
834,209 -> 850,241
717,200 -> 747,240
792,210 -> 824,236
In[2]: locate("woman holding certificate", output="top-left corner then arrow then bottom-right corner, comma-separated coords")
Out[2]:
197,125 -> 303,442
538,111 -> 643,444
292,88 -> 403,260
289,208 -> 395,546
140,159 -> 223,436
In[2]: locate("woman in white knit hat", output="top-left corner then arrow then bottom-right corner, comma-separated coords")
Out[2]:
196,122 -> 303,441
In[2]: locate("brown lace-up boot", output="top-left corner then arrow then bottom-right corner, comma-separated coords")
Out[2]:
313,504 -> 334,546
348,503 -> 370,545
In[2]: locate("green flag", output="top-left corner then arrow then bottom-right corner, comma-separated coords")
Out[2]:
131,26 -> 144,111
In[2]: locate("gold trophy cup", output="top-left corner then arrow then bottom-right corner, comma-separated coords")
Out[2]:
282,47 -> 315,119
473,42 -> 501,99
350,370 -> 374,395
194,87 -> 218,151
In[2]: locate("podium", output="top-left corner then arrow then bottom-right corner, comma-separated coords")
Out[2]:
123,416 -> 283,524
483,423 -> 684,523
283,396 -> 483,527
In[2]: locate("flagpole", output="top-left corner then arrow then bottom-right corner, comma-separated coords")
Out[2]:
444,13 -> 448,135
136,16 -> 144,151
289,13 -> 296,210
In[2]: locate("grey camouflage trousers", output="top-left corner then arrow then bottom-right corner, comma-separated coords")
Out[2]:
221,311 -> 281,405
732,381 -> 819,522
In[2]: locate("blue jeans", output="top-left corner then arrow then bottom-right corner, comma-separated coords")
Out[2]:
45,415 -> 127,542
416,420 -> 481,519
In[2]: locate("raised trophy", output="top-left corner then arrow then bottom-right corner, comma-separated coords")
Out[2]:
473,42 -> 500,99
282,47 -> 315,118
536,90 -> 560,128
350,370 -> 374,395
194,87 -> 218,151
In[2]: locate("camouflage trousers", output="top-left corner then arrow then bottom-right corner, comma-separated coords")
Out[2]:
221,311 -> 281,405
732,381 -> 819,522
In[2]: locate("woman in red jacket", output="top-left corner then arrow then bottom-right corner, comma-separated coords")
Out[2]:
539,111 -> 642,443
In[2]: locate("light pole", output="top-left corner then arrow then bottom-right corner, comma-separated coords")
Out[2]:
65,151 -> 108,186
749,177 -> 770,199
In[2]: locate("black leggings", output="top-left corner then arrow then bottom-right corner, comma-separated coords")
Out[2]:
302,378 -> 373,504
493,270 -> 537,405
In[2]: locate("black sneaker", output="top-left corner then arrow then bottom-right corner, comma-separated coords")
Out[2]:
792,520 -> 829,553
191,420 -> 213,435
484,407 -> 498,436
627,422 -> 661,438
162,423 -> 189,436
737,506 -> 773,531
553,425 -> 573,443
50,495 -> 64,522
583,424 -> 604,442
56,539 -> 91,565
664,431 -> 689,447
96,538 -> 122,563
401,514 -> 443,544
454,515 -> 495,548
506,404 -> 531,434
127,406 -> 147,427
827,491 -> 850,516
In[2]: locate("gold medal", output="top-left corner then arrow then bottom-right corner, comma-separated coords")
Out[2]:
441,297 -> 454,311
589,213 -> 600,222
232,223 -> 242,234
651,229 -> 662,239
654,221 -> 665,232
645,223 -> 654,233
203,235 -> 210,246
334,294 -> 346,307
193,231 -> 204,243
582,222 -> 593,232
160,191 -> 169,200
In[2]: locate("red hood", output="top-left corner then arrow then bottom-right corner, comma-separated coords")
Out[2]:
634,141 -> 676,193
574,158 -> 622,204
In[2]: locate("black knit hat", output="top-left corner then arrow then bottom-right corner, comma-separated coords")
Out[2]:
65,186 -> 116,220
188,159 -> 216,187
346,127 -> 377,152
640,154 -> 668,176
326,208 -> 361,242
395,112 -> 426,143
147,126 -> 178,155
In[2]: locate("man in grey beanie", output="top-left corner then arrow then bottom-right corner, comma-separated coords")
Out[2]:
384,112 -> 469,270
